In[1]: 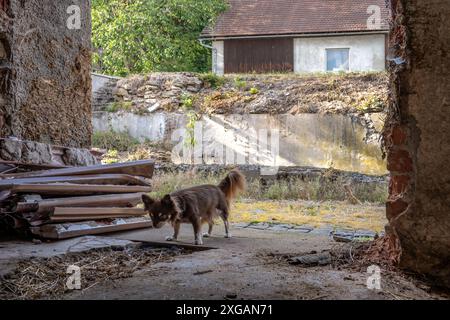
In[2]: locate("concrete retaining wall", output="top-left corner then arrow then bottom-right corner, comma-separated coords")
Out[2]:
93,112 -> 387,175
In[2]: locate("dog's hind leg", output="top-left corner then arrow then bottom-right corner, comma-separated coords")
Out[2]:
219,209 -> 231,238
202,212 -> 214,238
222,218 -> 231,238
218,199 -> 232,238
192,217 -> 203,245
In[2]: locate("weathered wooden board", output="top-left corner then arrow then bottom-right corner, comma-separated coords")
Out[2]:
15,193 -> 145,215
8,183 -> 151,196
0,174 -> 150,190
30,218 -> 153,239
2,160 -> 154,179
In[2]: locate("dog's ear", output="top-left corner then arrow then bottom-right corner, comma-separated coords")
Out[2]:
161,194 -> 174,208
141,194 -> 155,210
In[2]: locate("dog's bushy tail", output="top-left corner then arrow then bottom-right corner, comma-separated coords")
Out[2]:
218,169 -> 246,203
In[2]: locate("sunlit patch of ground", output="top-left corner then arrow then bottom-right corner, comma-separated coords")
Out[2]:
231,200 -> 386,232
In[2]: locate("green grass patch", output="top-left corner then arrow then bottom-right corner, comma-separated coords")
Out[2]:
198,72 -> 226,89
92,130 -> 139,152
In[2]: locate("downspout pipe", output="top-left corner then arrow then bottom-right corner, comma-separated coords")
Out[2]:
199,39 -> 218,74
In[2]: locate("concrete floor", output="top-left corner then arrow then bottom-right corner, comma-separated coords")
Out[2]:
56,224 -> 444,300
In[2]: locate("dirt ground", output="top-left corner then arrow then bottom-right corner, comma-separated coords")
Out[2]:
57,224 -> 446,300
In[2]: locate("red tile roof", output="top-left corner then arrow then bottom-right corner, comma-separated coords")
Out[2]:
201,0 -> 390,39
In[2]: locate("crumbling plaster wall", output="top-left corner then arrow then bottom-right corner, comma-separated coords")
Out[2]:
0,0 -> 92,148
385,0 -> 450,286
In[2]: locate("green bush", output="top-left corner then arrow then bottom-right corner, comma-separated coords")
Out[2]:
181,94 -> 194,110
198,73 -> 226,88
249,87 -> 259,95
105,101 -> 133,113
234,77 -> 247,90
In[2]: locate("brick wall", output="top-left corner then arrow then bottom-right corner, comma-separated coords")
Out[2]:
0,0 -> 7,11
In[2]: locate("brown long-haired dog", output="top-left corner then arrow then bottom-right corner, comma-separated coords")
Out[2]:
142,170 -> 245,245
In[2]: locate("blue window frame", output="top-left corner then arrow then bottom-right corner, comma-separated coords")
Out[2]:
326,48 -> 350,72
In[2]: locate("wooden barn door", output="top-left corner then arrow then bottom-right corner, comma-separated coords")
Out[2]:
224,38 -> 293,73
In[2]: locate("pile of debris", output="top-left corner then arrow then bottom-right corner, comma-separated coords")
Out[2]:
0,160 -> 154,240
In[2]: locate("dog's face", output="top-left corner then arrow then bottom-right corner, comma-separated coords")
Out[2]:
142,194 -> 177,228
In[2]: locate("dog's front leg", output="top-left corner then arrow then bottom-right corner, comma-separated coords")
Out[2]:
166,220 -> 180,241
192,218 -> 203,245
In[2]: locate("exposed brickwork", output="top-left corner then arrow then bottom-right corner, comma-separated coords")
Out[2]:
0,0 -> 7,11
386,198 -> 408,221
388,174 -> 410,196
386,149 -> 413,173
385,0 -> 450,287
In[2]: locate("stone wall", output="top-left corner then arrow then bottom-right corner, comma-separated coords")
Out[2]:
92,73 -> 120,111
384,0 -> 450,286
0,137 -> 98,167
0,0 -> 92,148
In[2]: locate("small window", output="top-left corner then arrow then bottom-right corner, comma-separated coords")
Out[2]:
326,48 -> 349,72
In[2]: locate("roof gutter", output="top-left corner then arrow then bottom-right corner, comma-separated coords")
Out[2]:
199,30 -> 389,41
198,39 -> 218,74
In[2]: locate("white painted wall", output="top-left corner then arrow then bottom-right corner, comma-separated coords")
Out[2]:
294,34 -> 386,73
212,41 -> 224,75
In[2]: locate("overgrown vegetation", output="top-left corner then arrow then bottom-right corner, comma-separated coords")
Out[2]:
92,129 -> 139,152
92,130 -> 172,163
149,172 -> 388,204
105,101 -> 133,113
233,77 -> 248,90
147,171 -> 387,231
198,72 -> 226,88
92,0 -> 228,76
232,201 -> 386,232
356,95 -> 385,112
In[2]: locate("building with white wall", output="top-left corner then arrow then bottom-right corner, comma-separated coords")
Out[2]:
200,0 -> 389,75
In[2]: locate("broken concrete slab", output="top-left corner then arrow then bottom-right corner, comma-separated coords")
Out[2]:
233,222 -> 251,228
309,226 -> 333,236
289,252 -> 332,267
267,224 -> 293,232
247,222 -> 271,230
289,225 -> 314,233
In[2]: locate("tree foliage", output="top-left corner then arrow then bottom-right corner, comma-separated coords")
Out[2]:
92,0 -> 227,76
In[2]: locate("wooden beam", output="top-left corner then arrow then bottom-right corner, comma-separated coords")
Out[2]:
52,207 -> 146,216
30,218 -> 153,239
50,215 -> 140,222
15,193 -> 145,214
0,174 -> 150,190
48,207 -> 147,222
8,183 -> 151,196
2,160 -> 155,179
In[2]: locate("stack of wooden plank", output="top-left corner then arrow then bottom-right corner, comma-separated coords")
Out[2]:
0,160 -> 155,240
